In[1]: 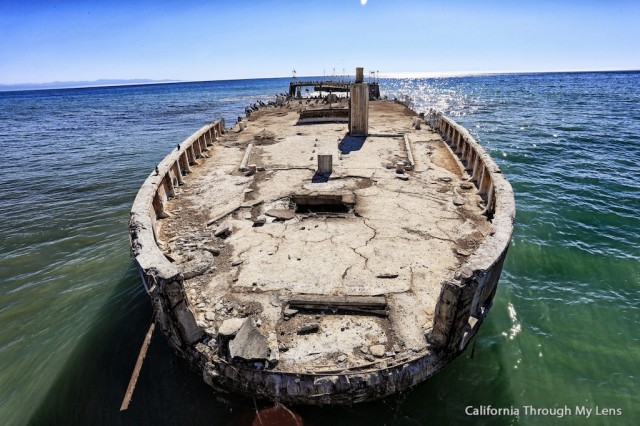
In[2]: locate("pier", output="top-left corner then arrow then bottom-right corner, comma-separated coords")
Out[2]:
289,79 -> 380,99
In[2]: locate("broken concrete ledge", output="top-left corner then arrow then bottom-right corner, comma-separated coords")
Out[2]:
198,346 -> 458,405
129,119 -> 225,348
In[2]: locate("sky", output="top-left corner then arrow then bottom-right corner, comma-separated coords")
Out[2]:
0,0 -> 639,84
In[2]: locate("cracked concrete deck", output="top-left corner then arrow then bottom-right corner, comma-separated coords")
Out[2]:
157,100 -> 491,372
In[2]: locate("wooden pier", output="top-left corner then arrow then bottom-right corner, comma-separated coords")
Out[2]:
289,80 -> 380,99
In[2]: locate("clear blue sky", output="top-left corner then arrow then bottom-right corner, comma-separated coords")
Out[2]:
1,0 -> 639,84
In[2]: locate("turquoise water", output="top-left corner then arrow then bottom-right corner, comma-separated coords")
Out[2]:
0,73 -> 638,425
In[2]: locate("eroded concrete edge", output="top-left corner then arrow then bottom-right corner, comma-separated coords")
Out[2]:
428,114 -> 516,352
130,121 -> 225,350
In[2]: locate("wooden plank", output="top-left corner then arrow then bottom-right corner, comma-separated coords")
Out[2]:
120,321 -> 155,411
239,143 -> 253,172
206,205 -> 241,226
288,294 -> 387,316
404,133 -> 415,170
290,304 -> 388,317
288,294 -> 386,308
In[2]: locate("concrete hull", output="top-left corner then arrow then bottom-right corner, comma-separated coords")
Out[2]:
129,98 -> 514,405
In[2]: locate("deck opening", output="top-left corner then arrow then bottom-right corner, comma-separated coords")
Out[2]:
291,194 -> 351,215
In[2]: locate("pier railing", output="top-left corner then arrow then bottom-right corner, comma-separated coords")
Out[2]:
428,112 -> 516,351
129,119 -> 225,347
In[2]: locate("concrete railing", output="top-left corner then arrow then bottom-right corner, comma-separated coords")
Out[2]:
129,120 -> 224,348
428,113 -> 516,351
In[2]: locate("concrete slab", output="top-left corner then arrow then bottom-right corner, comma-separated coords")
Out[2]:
157,100 -> 492,371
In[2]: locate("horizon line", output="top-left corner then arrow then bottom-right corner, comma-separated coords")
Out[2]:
1,68 -> 638,93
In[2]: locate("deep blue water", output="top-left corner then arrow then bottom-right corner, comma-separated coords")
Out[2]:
0,72 -> 638,425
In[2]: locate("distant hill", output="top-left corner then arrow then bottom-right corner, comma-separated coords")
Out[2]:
0,79 -> 179,92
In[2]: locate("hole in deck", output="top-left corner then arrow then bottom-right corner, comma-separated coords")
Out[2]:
291,194 -> 351,214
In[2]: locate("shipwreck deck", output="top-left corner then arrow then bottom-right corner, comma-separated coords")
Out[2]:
155,100 -> 491,373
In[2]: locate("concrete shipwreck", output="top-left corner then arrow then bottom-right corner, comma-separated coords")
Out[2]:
129,68 -> 515,404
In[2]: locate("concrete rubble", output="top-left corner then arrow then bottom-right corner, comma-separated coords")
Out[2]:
218,317 -> 247,336
228,318 -> 270,360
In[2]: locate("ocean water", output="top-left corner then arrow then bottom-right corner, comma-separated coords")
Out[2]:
0,72 -> 638,425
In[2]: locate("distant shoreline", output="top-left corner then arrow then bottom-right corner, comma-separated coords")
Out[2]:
1,69 -> 638,93
0,79 -> 181,93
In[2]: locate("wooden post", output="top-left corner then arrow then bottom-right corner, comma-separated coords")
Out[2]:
349,67 -> 369,136
317,154 -> 332,174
